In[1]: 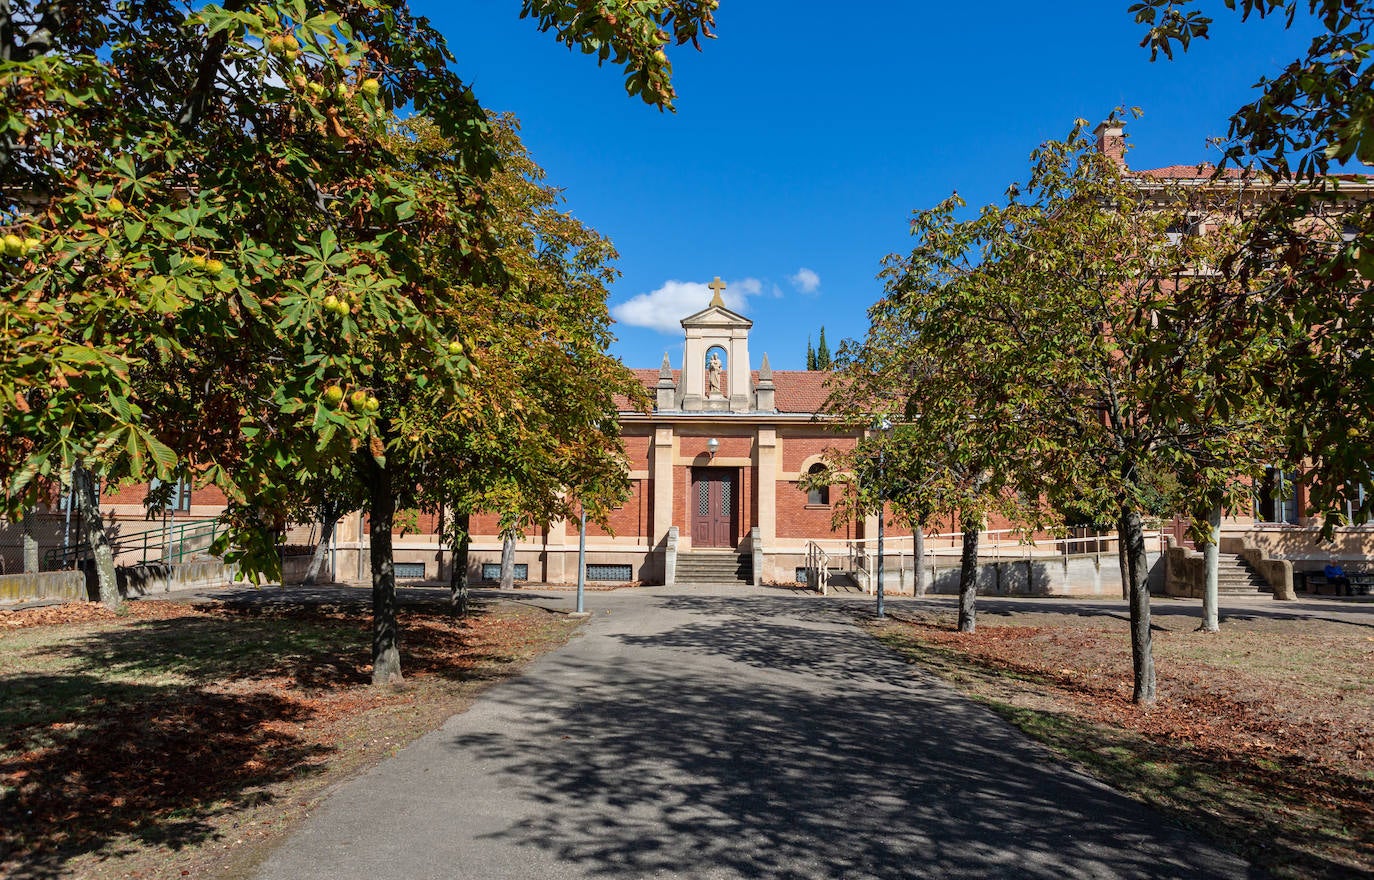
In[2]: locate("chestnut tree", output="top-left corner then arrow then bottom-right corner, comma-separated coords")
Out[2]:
856,122 -> 1284,703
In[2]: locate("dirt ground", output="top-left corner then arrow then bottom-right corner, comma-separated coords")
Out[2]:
873,598 -> 1374,880
0,595 -> 581,880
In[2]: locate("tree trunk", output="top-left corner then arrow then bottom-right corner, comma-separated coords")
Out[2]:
913,525 -> 926,596
302,500 -> 338,586
957,526 -> 979,633
364,459 -> 402,685
1119,506 -> 1156,704
1199,501 -> 1222,633
22,512 -> 39,573
74,465 -> 120,609
499,530 -> 516,590
450,511 -> 471,617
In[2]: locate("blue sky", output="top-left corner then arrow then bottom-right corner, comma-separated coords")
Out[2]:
423,2 -> 1318,371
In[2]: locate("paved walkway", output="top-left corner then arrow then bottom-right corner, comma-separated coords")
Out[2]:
253,585 -> 1256,880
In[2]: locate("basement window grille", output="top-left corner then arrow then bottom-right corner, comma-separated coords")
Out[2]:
393,562 -> 426,580
482,563 -> 528,581
795,567 -> 808,584
586,564 -> 633,582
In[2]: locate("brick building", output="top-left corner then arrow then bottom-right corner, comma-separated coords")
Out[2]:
1098,119 -> 1374,592
462,280 -> 889,586
14,122 -> 1369,594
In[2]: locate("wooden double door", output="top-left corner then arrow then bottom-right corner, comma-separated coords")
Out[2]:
691,467 -> 738,549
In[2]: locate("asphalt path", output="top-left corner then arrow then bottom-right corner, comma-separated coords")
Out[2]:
252,585 -> 1259,880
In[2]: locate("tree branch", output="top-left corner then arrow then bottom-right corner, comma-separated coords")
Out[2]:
175,0 -> 249,135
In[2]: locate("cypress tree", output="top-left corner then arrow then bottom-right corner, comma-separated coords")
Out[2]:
806,338 -> 817,371
817,326 -> 832,370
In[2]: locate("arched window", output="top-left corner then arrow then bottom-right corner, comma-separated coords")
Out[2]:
806,463 -> 829,506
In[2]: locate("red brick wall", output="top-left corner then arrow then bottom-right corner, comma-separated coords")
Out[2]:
782,430 -> 854,472
102,479 -> 228,517
404,510 -> 441,536
776,481 -> 857,540
471,512 -> 501,537
621,431 -> 652,470
587,479 -> 648,539
105,482 -> 148,505
191,484 -> 229,506
678,433 -> 753,461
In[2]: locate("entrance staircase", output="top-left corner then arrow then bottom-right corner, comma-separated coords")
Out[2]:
1218,553 -> 1272,595
675,550 -> 752,585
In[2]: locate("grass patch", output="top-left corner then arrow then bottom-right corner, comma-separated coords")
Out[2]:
0,595 -> 581,880
873,609 -> 1374,880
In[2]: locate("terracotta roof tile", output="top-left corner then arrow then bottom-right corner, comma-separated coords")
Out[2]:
1128,163 -> 1247,180
772,370 -> 835,413
1130,164 -> 1373,184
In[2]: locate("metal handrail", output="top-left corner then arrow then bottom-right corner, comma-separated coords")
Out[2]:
803,541 -> 830,595
43,517 -> 221,570
840,528 -> 1165,560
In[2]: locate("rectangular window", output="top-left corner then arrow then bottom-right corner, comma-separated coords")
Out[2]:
586,564 -> 633,582
482,563 -> 528,581
1344,480 -> 1369,524
148,477 -> 192,512
393,562 -> 426,580
1255,467 -> 1299,525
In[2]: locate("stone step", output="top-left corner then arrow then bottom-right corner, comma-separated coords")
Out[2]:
676,554 -> 745,566
676,564 -> 750,574
675,561 -> 747,572
676,552 -> 751,584
1218,555 -> 1271,594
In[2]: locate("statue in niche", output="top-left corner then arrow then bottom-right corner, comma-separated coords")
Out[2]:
706,350 -> 724,397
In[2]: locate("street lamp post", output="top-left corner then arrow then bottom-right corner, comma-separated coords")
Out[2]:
875,418 -> 892,619
576,504 -> 587,615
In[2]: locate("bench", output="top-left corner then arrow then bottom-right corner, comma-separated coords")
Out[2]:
1304,572 -> 1373,596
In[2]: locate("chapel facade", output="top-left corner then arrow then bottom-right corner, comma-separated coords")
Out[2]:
460,278 -> 889,586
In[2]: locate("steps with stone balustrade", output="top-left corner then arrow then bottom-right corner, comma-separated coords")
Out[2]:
1217,553 -> 1272,595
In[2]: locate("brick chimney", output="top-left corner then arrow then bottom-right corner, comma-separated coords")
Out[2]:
1094,119 -> 1127,168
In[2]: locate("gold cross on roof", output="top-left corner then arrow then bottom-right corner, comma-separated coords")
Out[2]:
707,276 -> 726,308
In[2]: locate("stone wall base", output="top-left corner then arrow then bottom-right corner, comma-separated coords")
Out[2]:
0,570 -> 87,603
117,561 -> 243,597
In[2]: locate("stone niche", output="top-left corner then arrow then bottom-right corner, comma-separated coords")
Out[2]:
678,288 -> 753,413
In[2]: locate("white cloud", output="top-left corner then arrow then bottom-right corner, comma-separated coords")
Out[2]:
613,277 -> 762,334
789,267 -> 821,294
731,278 -> 763,302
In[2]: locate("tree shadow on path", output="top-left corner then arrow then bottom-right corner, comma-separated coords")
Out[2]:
444,591 -> 1260,879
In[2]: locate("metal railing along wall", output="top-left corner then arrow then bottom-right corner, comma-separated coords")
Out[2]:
41,518 -> 221,571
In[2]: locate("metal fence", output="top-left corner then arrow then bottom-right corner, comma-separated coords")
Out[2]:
0,513 -> 74,575
0,512 -> 221,575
